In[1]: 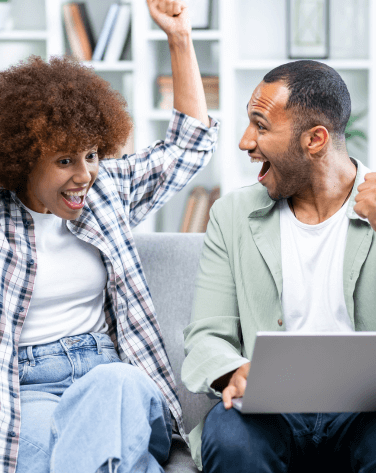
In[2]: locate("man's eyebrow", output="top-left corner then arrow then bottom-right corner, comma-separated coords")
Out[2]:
246,103 -> 270,124
250,110 -> 270,123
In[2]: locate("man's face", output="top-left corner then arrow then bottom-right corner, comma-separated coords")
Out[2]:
19,147 -> 99,219
239,81 -> 311,200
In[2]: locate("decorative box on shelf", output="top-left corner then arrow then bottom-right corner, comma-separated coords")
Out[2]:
157,75 -> 219,110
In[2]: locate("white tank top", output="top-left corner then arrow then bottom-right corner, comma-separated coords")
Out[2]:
19,207 -> 108,346
279,199 -> 353,333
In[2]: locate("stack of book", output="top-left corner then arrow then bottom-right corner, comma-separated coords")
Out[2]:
63,2 -> 132,62
180,186 -> 220,233
157,75 -> 219,110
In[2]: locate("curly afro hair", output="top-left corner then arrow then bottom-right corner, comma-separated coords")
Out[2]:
0,55 -> 133,192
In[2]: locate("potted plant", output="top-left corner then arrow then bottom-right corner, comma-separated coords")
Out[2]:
345,109 -> 368,151
0,0 -> 12,31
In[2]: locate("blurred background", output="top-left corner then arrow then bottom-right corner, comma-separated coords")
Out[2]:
0,0 -> 373,232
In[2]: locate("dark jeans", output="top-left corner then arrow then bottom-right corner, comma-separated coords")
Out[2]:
201,402 -> 376,473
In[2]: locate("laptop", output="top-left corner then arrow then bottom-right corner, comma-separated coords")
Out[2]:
232,331 -> 376,413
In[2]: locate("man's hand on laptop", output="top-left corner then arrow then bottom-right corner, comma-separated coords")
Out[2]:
211,362 -> 251,410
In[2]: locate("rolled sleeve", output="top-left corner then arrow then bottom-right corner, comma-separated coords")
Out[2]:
101,109 -> 219,227
182,202 -> 249,397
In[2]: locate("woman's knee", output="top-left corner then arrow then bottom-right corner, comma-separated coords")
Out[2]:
88,362 -> 162,398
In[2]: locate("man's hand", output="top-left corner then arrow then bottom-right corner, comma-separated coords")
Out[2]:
146,0 -> 191,38
222,362 -> 251,410
354,173 -> 376,231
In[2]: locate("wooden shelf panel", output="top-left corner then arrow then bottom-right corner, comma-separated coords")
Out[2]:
146,29 -> 222,41
0,30 -> 48,40
235,59 -> 372,71
82,61 -> 135,71
147,109 -> 222,121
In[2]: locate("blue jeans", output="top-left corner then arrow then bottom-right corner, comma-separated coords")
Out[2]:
202,402 -> 376,473
16,333 -> 172,473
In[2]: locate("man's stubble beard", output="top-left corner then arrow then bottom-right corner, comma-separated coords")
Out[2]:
267,133 -> 312,202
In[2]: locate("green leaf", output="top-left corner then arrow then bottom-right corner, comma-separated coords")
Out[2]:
345,109 -> 367,147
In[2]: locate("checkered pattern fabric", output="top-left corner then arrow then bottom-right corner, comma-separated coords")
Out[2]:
0,110 -> 218,472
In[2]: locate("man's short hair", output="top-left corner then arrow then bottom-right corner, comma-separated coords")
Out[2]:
263,60 -> 351,139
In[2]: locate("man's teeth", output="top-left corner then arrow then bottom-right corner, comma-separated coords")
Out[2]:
251,158 -> 266,163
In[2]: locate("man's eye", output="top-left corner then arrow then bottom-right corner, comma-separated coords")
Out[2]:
258,122 -> 266,131
87,152 -> 98,160
59,159 -> 71,165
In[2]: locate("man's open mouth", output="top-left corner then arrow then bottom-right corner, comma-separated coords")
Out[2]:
258,161 -> 271,182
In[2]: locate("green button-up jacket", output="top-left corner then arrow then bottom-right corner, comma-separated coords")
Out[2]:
182,158 -> 376,470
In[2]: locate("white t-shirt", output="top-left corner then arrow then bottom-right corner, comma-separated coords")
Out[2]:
19,207 -> 108,346
279,199 -> 354,333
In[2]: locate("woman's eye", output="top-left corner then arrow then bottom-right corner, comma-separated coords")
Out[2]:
59,159 -> 71,165
87,152 -> 98,160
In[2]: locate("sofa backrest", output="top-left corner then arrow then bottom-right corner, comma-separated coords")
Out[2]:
134,233 -> 219,433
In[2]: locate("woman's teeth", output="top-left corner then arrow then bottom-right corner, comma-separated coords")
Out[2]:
64,190 -> 86,196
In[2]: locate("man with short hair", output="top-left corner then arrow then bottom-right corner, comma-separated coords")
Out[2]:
182,60 -> 376,473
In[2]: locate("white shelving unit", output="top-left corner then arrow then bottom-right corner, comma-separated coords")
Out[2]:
0,0 -> 375,232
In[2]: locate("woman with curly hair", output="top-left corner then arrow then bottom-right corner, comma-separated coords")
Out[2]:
0,1 -> 218,472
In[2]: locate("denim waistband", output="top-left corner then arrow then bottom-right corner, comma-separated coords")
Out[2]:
18,332 -> 114,364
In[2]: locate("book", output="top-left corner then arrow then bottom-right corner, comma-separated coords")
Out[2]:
103,4 -> 132,62
180,186 -> 220,233
92,3 -> 120,61
157,75 -> 219,110
62,3 -> 94,61
63,3 -> 85,60
77,3 -> 95,52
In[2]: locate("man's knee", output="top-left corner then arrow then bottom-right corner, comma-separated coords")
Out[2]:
202,403 -> 250,460
202,403 -> 291,473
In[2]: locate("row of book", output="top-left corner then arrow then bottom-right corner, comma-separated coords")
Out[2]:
63,2 -> 131,62
180,186 -> 220,233
157,75 -> 219,110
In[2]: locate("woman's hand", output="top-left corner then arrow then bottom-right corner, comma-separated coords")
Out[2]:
146,0 -> 191,39
146,0 -> 209,127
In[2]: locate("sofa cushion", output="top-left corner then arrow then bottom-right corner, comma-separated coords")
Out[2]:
134,233 -> 219,434
163,435 -> 199,472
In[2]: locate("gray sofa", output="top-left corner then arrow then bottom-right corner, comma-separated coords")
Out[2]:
134,233 -> 219,472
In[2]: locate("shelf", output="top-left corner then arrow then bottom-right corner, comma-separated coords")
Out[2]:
146,29 -> 222,41
235,59 -> 372,71
148,109 -> 222,121
0,30 -> 48,40
82,61 -> 135,72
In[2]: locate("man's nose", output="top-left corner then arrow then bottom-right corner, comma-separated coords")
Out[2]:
239,126 -> 257,151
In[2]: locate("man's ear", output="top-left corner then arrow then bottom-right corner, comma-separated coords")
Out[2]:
300,126 -> 329,155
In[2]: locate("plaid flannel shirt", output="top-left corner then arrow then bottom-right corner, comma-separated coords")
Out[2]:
0,109 -> 218,473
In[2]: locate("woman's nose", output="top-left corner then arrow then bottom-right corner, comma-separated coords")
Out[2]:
74,162 -> 91,184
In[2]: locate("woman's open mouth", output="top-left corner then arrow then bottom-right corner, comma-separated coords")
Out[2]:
61,191 -> 86,210
258,161 -> 271,182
